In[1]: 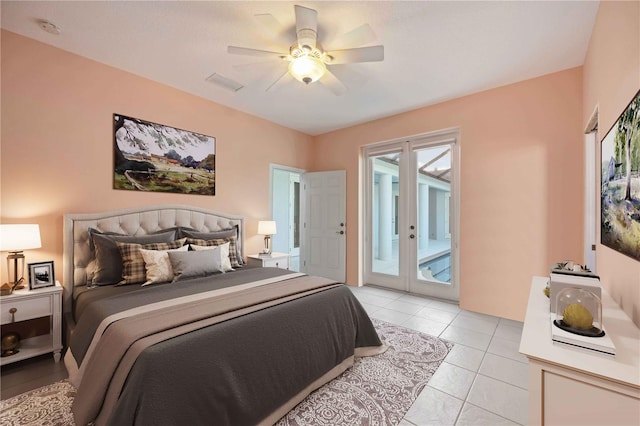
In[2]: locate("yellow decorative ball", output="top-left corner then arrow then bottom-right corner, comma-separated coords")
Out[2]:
562,303 -> 593,330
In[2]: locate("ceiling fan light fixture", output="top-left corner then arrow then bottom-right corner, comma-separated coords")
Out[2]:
288,55 -> 326,85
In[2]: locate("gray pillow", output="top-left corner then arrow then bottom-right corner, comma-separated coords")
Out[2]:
168,249 -> 223,282
180,226 -> 244,265
90,228 -> 177,286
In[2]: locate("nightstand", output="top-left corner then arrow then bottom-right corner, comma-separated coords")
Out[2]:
0,282 -> 62,365
246,252 -> 290,270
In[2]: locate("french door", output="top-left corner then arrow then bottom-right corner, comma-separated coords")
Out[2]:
364,129 -> 460,301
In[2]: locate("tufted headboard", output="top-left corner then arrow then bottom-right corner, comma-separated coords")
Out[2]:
62,204 -> 244,313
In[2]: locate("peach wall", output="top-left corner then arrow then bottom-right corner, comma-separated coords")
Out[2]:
0,30 -> 313,284
314,68 -> 584,321
583,1 -> 640,326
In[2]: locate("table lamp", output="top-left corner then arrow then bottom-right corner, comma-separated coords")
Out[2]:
257,221 -> 277,256
0,224 -> 42,295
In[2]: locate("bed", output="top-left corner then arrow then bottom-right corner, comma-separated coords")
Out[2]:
62,204 -> 384,426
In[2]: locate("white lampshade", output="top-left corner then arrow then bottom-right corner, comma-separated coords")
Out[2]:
0,224 -> 42,251
257,221 -> 277,236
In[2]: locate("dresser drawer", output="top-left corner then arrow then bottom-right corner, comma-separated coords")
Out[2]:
263,257 -> 289,269
1,296 -> 51,324
246,253 -> 290,269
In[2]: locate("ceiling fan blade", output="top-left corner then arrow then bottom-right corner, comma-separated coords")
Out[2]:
294,5 -> 318,49
319,69 -> 347,96
329,24 -> 377,49
266,70 -> 294,92
328,45 -> 384,64
327,64 -> 368,89
227,46 -> 286,58
254,13 -> 291,47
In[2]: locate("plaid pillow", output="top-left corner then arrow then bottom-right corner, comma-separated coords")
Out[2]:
186,236 -> 242,268
116,238 -> 186,285
180,226 -> 244,266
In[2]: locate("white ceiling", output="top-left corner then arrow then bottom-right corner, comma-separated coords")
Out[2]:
1,1 -> 599,136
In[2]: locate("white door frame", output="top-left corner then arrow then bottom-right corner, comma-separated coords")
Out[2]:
362,128 -> 460,301
584,106 -> 598,272
289,172 -> 301,257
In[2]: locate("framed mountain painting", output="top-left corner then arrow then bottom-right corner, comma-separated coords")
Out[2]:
113,114 -> 216,196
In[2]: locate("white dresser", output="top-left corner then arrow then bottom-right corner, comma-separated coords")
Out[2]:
519,276 -> 640,425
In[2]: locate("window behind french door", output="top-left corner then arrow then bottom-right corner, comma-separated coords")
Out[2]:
363,129 -> 460,301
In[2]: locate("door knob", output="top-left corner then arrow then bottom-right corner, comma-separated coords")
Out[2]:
410,225 -> 415,230
340,223 -> 345,227
337,231 -> 344,235
409,234 -> 415,239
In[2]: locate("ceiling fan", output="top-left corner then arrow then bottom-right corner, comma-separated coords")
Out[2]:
227,4 -> 384,95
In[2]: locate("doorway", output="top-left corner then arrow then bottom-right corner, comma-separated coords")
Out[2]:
363,129 -> 460,301
270,165 -> 303,271
584,107 -> 598,272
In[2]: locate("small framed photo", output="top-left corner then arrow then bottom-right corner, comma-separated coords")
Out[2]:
28,261 -> 55,289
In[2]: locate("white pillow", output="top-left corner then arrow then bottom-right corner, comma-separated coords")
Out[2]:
140,245 -> 189,286
190,242 -> 234,272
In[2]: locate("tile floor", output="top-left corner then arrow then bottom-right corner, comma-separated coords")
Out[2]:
349,285 -> 529,426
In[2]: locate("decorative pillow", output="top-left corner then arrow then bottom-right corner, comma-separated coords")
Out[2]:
180,226 -> 244,265
168,249 -> 224,282
191,242 -> 233,272
140,245 -> 189,286
116,238 -> 186,285
186,237 -> 242,268
89,228 -> 177,286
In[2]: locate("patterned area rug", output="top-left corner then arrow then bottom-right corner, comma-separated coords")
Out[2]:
0,320 -> 452,426
0,381 -> 75,426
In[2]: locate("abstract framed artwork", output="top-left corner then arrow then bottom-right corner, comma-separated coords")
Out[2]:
600,89 -> 640,261
113,114 -> 216,195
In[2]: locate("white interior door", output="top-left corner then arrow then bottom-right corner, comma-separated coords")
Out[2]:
300,170 -> 346,282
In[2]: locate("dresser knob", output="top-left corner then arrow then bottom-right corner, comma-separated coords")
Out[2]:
9,307 -> 17,323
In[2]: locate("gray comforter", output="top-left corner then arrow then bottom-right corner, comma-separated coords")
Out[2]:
67,268 -> 384,426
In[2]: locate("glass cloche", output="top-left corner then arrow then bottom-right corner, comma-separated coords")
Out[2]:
554,287 -> 605,337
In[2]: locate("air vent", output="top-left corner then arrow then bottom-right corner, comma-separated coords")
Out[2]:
38,20 -> 61,35
205,73 -> 244,92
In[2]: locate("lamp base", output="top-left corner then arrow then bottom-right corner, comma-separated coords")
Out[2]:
263,235 -> 273,256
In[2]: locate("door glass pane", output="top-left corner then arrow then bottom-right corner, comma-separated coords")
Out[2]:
416,145 -> 452,283
371,154 -> 400,276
